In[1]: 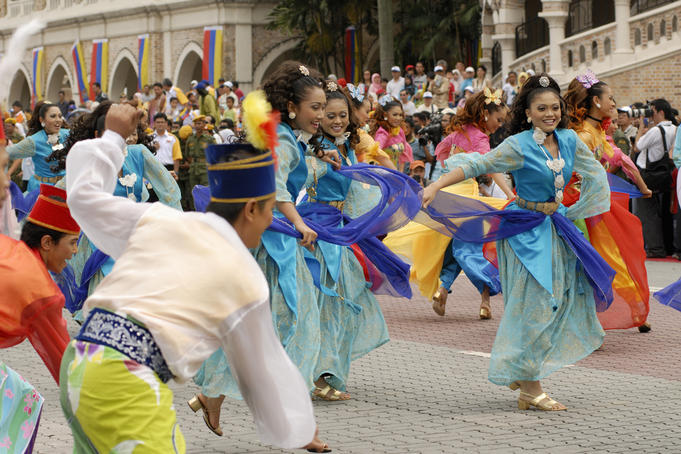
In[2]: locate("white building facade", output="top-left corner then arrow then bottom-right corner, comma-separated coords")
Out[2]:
1,0 -> 300,107
480,0 -> 681,107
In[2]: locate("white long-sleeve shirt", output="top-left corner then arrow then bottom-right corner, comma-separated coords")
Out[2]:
65,130 -> 315,449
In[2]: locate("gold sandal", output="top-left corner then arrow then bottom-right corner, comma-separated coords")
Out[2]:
313,384 -> 350,401
509,381 -> 520,391
432,288 -> 447,316
188,395 -> 224,436
517,392 -> 567,411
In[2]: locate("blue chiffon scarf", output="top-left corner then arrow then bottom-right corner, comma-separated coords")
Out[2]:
414,189 -> 616,311
193,163 -> 423,298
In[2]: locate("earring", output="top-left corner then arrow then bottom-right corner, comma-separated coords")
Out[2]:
41,122 -> 46,127
527,117 -> 532,124
288,112 -> 296,120
596,103 -> 601,108
485,116 -> 488,121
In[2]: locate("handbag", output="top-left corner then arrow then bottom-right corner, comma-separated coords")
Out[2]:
639,125 -> 674,192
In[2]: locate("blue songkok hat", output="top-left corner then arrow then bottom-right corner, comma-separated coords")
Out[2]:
205,143 -> 276,203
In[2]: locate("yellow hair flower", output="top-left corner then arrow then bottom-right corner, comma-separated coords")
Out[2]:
484,87 -> 503,106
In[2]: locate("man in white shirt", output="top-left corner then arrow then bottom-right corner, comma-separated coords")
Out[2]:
151,112 -> 182,179
386,66 -> 405,100
399,89 -> 416,116
218,81 -> 239,109
617,107 -> 638,142
415,92 -> 438,114
63,102 -> 328,453
633,98 -> 678,258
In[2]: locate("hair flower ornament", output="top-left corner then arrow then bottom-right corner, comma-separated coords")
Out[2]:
326,81 -> 338,92
378,94 -> 393,107
539,76 -> 550,88
347,84 -> 365,103
576,69 -> 599,89
242,90 -> 280,167
298,65 -> 310,76
483,87 -> 503,105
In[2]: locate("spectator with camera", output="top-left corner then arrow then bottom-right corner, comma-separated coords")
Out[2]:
408,160 -> 430,188
633,98 -> 678,258
617,106 -> 638,143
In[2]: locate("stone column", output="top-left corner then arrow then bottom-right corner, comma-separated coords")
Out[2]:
234,6 -> 253,91
491,0 -> 524,78
614,0 -> 632,55
480,7 -> 494,69
539,4 -> 568,78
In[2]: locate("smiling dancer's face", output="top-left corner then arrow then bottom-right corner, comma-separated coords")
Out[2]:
526,91 -> 561,134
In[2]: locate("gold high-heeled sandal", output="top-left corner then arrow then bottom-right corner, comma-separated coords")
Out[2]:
479,305 -> 492,320
517,392 -> 567,411
188,395 -> 223,436
432,288 -> 447,316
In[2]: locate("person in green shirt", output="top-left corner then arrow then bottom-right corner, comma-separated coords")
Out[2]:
183,114 -> 216,210
196,81 -> 220,123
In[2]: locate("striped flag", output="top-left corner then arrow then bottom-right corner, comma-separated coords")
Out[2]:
202,26 -> 223,86
71,41 -> 90,104
31,47 -> 44,108
344,27 -> 362,84
89,39 -> 109,100
138,34 -> 150,91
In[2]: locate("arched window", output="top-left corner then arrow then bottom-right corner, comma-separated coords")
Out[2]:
635,28 -> 642,46
541,59 -> 546,72
567,50 -> 573,67
579,45 -> 586,62
604,37 -> 611,55
647,23 -> 654,41
591,41 -> 598,59
660,20 -> 666,37
673,16 -> 678,33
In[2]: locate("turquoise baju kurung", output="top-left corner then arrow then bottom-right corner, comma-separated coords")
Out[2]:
451,128 -> 610,385
66,145 -> 181,316
195,123 -> 322,399
7,129 -> 69,192
302,137 -> 389,391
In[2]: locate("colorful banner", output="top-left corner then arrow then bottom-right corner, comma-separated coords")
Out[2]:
344,26 -> 361,84
89,39 -> 109,100
31,47 -> 44,108
202,26 -> 223,86
71,41 -> 90,104
138,34 -> 150,91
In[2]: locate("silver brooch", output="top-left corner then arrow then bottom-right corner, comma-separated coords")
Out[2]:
539,76 -> 550,88
326,81 -> 338,92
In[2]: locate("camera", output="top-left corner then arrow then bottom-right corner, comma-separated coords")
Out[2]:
417,114 -> 443,146
631,105 -> 653,118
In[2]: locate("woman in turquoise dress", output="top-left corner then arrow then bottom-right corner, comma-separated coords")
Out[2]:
192,62 -> 338,436
423,74 -> 611,411
55,102 -> 181,318
7,102 -> 69,192
302,82 -> 389,399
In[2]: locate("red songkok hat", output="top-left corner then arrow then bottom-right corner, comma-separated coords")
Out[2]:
27,185 -> 80,235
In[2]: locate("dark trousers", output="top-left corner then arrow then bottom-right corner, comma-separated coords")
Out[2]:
633,191 -> 673,256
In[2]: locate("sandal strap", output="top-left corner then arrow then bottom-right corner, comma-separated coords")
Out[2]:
520,392 -> 559,409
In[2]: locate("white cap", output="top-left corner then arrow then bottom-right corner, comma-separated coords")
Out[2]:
434,65 -> 443,72
465,66 -> 475,73
441,107 -> 456,115
223,81 -> 233,88
190,80 -> 198,87
527,69 -> 536,76
464,86 -> 475,93
423,91 -> 433,98
391,66 -> 400,72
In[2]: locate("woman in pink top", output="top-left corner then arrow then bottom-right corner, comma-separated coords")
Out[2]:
371,99 -> 413,173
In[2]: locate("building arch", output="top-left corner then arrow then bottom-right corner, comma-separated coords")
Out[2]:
46,56 -> 74,104
174,41 -> 203,92
110,48 -> 139,100
8,65 -> 32,109
252,38 -> 300,88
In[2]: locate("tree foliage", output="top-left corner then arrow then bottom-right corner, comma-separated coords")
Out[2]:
266,0 -> 481,74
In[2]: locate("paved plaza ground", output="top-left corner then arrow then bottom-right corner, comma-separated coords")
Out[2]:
5,261 -> 681,453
